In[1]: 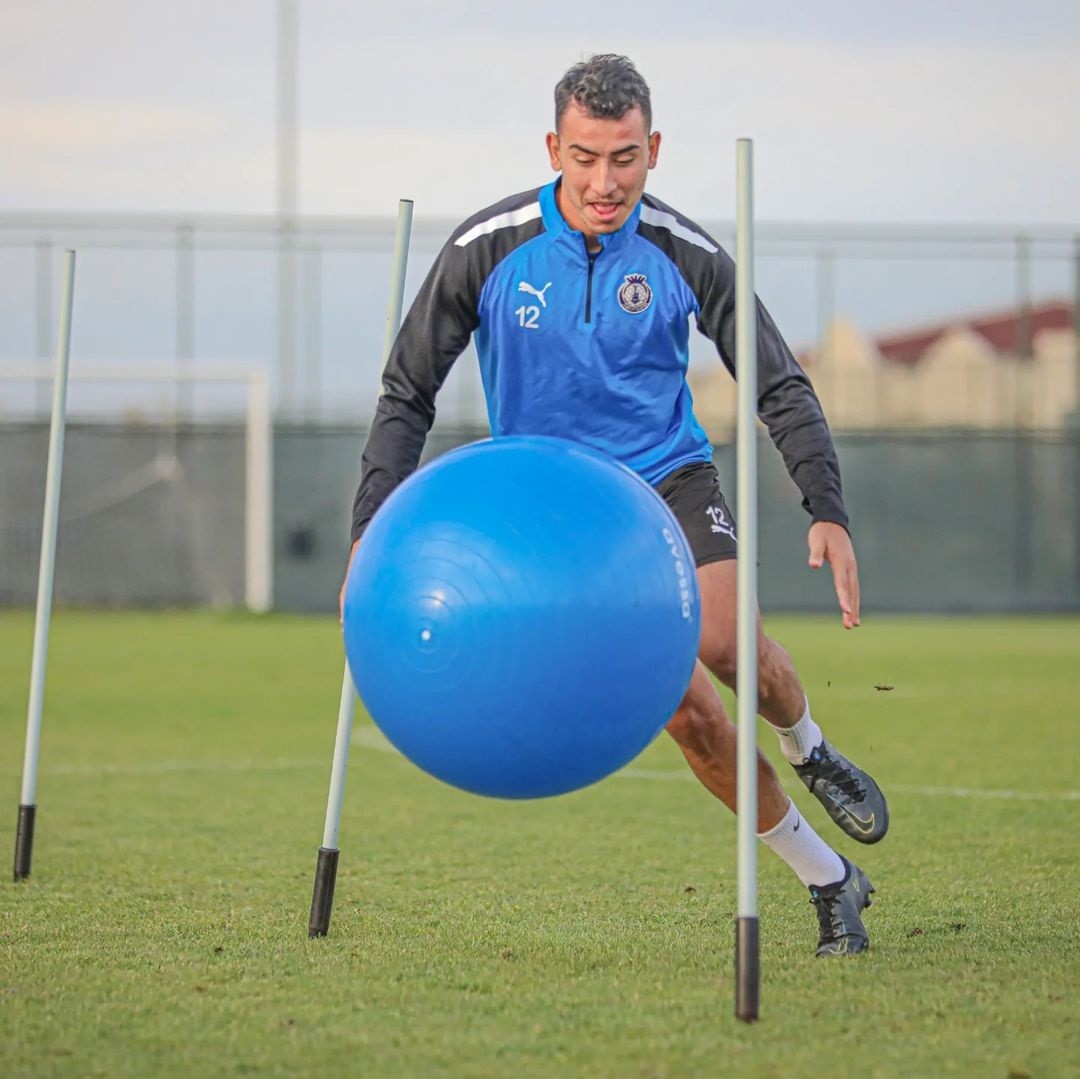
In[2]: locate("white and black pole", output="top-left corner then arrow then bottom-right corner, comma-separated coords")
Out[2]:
734,140 -> 760,1021
14,249 -> 76,883
309,199 -> 413,937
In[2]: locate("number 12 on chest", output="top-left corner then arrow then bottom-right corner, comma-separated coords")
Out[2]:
515,305 -> 540,329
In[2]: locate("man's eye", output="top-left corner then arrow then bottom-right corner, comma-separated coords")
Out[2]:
574,158 -> 596,166
614,157 -> 635,166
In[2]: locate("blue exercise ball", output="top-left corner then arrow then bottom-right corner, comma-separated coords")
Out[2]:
342,436 -> 701,799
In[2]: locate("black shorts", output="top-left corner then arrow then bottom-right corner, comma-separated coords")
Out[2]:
655,461 -> 738,567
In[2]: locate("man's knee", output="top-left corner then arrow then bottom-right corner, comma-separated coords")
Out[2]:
666,697 -> 729,757
701,631 -> 779,688
701,638 -> 739,685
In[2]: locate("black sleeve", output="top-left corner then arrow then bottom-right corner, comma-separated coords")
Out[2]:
350,239 -> 481,542
350,189 -> 546,542
639,199 -> 848,530
696,245 -> 849,530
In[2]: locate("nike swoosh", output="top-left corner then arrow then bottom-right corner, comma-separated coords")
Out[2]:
823,792 -> 877,834
844,810 -> 876,835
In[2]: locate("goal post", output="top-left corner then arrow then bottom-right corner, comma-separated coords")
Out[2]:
242,370 -> 273,613
0,362 -> 274,613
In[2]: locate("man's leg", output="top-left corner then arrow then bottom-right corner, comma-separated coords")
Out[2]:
665,661 -> 789,832
666,657 -> 873,956
692,559 -> 889,845
664,557 -> 879,955
656,467 -> 842,733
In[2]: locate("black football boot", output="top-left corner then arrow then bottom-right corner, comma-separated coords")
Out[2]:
794,741 -> 889,844
809,856 -> 875,957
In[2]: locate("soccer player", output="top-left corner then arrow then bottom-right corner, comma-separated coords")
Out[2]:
346,54 -> 888,956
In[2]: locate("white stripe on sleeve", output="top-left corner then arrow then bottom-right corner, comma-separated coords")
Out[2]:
639,205 -> 719,253
454,203 -> 543,247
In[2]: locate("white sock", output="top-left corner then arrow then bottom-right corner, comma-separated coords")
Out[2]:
757,799 -> 845,887
768,697 -> 823,765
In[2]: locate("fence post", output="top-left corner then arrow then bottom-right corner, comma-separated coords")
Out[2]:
815,247 -> 835,417
175,224 -> 195,425
1073,236 -> 1080,419
1072,237 -> 1080,596
304,243 -> 323,422
276,0 -> 299,419
34,239 -> 53,419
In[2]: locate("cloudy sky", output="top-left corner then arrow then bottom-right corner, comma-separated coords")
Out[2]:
3,0 -> 1079,224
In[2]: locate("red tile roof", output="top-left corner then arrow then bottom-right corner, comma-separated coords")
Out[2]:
874,300 -> 1074,365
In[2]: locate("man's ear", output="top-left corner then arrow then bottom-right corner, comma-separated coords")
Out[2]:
546,131 -> 562,172
647,130 -> 662,170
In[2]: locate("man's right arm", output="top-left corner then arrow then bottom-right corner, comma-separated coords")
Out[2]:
350,240 -> 482,543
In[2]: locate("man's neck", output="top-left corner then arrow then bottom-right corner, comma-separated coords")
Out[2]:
554,181 -> 602,253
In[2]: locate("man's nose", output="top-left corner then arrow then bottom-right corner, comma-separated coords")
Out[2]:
593,160 -> 617,195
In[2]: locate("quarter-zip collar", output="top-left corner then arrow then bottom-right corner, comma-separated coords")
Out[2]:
539,179 -> 643,259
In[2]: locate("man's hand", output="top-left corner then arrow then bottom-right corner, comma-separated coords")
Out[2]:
808,522 -> 861,629
339,538 -> 361,624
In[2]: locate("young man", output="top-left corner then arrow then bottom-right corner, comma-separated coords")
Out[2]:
347,54 -> 888,956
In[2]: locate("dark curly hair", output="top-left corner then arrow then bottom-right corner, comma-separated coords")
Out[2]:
554,54 -> 652,131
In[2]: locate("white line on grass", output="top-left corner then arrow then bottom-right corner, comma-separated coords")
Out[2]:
3,733 -> 1077,804
350,728 -> 1080,803
623,770 -> 1080,802
885,782 -> 1080,803
4,759 -> 327,777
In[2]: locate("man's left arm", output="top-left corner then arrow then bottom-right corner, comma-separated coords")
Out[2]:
695,246 -> 860,627
743,294 -> 859,628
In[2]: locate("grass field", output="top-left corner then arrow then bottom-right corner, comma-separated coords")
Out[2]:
1,610 -> 1078,1077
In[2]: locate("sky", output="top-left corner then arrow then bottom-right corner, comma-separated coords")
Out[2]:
1,1 -> 1078,423
2,0 -> 1080,224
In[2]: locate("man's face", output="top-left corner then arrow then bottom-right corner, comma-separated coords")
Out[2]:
546,103 -> 660,244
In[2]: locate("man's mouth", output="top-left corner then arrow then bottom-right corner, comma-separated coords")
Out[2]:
589,201 -> 622,222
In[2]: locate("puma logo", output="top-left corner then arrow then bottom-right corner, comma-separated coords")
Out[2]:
705,504 -> 737,541
517,280 -> 553,308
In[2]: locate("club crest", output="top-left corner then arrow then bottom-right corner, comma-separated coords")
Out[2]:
617,273 -> 652,314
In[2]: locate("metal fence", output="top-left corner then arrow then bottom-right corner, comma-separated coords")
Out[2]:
0,423 -> 246,607
1,211 -> 1078,614
1,211 -> 1077,427
2,421 -> 1077,615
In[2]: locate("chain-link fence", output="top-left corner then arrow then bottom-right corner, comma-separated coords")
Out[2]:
1,212 -> 1076,427
1,212 -> 1078,613
3,420 -> 1077,614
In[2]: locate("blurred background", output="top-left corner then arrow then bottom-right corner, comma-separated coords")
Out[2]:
1,0 -> 1077,614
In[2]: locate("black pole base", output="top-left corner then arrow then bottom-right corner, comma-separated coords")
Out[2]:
308,846 -> 340,938
735,915 -> 760,1022
14,804 -> 36,882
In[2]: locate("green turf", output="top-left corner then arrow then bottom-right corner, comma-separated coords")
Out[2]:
1,611 -> 1077,1077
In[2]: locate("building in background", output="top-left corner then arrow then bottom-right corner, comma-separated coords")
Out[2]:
690,300 -> 1078,432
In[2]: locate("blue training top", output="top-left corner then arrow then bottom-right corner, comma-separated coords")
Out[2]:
472,182 -> 710,486
352,179 -> 847,541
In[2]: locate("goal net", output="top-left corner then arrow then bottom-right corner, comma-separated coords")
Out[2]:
0,363 -> 272,611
